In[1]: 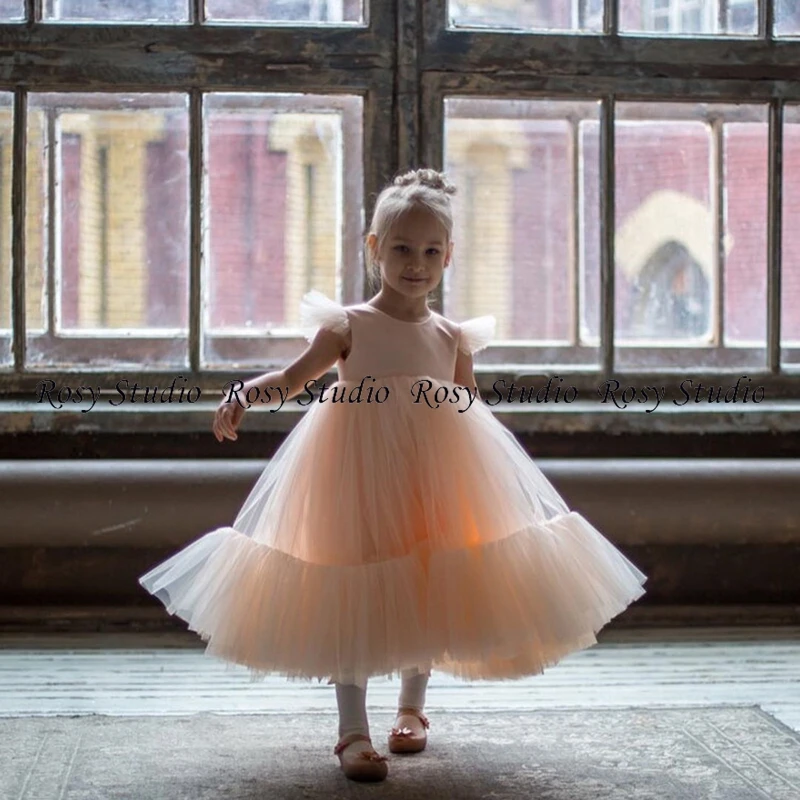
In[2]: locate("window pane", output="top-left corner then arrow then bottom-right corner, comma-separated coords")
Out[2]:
0,0 -> 23,20
26,93 -> 189,367
206,0 -> 362,23
783,105 -> 800,364
448,0 -> 603,32
0,93 -> 11,366
614,102 -> 768,370
44,0 -> 188,22
444,98 -> 601,368
621,0 -> 757,35
203,93 -> 363,368
724,118 -> 768,345
776,0 -> 800,36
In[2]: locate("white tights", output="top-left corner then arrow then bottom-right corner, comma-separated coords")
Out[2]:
335,667 -> 430,739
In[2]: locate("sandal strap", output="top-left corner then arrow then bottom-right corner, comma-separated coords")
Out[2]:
334,733 -> 371,755
396,707 -> 430,729
334,733 -> 388,762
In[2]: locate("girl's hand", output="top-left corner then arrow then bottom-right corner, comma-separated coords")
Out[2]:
209,325 -> 347,443
213,399 -> 245,442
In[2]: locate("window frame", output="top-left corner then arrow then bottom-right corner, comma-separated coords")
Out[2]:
0,0 -> 799,439
425,0 -> 799,402
0,2 -> 394,397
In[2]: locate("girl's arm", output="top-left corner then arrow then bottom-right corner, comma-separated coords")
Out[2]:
213,327 -> 349,442
454,348 -> 480,398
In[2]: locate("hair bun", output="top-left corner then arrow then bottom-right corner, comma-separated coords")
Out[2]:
393,168 -> 456,195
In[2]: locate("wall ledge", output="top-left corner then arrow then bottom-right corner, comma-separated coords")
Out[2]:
2,604 -> 800,635
1,458 -> 799,548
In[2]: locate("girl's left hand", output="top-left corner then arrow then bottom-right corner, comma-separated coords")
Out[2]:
213,399 -> 245,442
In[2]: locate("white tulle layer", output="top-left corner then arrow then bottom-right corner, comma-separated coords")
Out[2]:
139,375 -> 647,687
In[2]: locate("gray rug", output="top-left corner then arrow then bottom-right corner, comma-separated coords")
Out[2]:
3,706 -> 799,800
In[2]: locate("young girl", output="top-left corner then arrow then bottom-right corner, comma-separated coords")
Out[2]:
139,168 -> 647,783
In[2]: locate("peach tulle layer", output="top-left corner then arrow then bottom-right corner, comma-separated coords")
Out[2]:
140,511 -> 646,688
139,375 -> 647,687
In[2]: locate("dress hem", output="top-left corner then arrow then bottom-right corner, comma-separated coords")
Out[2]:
139,512 -> 647,688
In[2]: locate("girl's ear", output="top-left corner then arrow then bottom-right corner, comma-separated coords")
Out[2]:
366,233 -> 379,265
445,240 -> 454,267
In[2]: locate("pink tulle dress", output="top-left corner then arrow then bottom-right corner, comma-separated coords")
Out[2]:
139,290 -> 647,688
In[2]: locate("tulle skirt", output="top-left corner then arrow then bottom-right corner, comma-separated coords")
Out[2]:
139,375 -> 647,688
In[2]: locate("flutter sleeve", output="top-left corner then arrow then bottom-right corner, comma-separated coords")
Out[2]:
457,315 -> 497,355
299,290 -> 350,342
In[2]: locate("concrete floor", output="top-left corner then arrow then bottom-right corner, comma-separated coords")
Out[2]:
1,625 -> 799,733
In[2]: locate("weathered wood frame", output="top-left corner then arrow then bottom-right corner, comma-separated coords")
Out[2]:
1,0 -> 799,421
419,0 -> 798,399
1,5 -> 395,395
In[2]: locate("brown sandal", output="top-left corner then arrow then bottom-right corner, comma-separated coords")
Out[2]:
334,733 -> 388,782
388,706 -> 430,754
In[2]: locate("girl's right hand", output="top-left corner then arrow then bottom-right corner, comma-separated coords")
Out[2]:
213,399 -> 245,442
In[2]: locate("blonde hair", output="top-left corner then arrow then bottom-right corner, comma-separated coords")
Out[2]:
364,168 -> 457,289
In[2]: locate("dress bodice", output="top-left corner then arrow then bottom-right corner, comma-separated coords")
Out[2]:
299,291 -> 496,384
339,304 -> 460,382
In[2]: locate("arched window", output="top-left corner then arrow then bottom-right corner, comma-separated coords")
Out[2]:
630,241 -> 711,340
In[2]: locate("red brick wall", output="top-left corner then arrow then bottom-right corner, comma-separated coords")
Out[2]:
206,117 -> 287,328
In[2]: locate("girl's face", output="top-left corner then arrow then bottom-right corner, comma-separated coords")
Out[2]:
369,207 -> 453,300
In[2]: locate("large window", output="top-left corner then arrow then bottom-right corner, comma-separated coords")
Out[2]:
1,0 -> 799,433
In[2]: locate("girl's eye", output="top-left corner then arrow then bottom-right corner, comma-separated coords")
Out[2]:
394,245 -> 408,253
427,249 -> 440,256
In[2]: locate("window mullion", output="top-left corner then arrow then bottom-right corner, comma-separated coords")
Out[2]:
605,0 -> 619,34
767,98 -> 783,373
396,0 -> 419,175
570,117 -> 581,347
46,108 -> 57,337
760,0 -> 772,38
11,89 -> 26,372
27,0 -> 41,23
419,76 -> 444,313
189,90 -> 202,374
399,0 -> 434,305
717,0 -> 728,33
189,0 -> 204,25
348,0 -> 402,305
712,115 -> 725,348
600,96 -> 615,376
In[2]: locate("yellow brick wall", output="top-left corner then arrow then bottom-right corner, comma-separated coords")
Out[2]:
25,111 -> 47,331
0,107 -> 11,331
270,113 -> 339,324
447,120 -> 530,335
60,111 -> 164,328
0,107 -> 48,334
